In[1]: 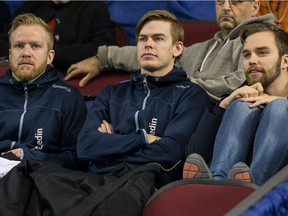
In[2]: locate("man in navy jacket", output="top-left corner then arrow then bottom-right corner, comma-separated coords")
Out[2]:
77,10 -> 210,181
0,13 -> 87,172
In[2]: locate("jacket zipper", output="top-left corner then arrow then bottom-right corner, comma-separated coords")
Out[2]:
142,76 -> 150,110
134,76 -> 151,137
18,85 -> 28,142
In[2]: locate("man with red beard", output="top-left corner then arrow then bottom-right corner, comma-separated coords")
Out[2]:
184,22 -> 288,186
0,13 -> 87,175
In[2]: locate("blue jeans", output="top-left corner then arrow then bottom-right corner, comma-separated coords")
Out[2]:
210,99 -> 288,185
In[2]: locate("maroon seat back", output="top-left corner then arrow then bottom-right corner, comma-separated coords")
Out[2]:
66,23 -> 130,98
142,179 -> 258,216
182,20 -> 220,46
66,70 -> 130,99
0,65 -> 8,76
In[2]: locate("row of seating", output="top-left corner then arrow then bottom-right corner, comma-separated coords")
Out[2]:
143,164 -> 288,215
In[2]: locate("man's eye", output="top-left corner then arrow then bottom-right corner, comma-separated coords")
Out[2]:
31,44 -> 40,49
231,1 -> 242,4
216,0 -> 225,5
242,53 -> 251,59
13,44 -> 23,49
258,51 -> 268,56
154,37 -> 163,41
138,37 -> 146,42
216,0 -> 245,5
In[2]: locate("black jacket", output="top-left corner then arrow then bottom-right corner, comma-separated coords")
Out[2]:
78,67 -> 211,174
0,65 -> 87,169
185,104 -> 225,162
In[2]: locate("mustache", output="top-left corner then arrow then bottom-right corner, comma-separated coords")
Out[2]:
219,15 -> 233,19
18,59 -> 34,65
219,10 -> 233,19
247,66 -> 263,73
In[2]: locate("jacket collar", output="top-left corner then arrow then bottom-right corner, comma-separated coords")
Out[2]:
0,65 -> 60,89
131,66 -> 188,87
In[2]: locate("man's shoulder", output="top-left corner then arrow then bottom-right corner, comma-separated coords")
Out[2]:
49,79 -> 82,97
182,36 -> 217,56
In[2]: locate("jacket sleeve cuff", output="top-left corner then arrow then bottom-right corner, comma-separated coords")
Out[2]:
0,140 -> 15,152
137,129 -> 149,145
97,45 -> 111,71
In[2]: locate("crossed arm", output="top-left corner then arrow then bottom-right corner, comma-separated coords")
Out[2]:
98,120 -> 161,144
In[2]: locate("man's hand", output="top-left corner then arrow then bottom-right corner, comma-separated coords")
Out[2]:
220,82 -> 264,109
240,94 -> 280,108
1,148 -> 21,158
98,120 -> 114,134
65,56 -> 101,87
147,134 -> 161,144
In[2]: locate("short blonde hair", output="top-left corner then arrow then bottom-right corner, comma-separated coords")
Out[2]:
8,13 -> 54,50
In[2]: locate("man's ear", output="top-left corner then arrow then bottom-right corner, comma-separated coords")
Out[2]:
173,41 -> 184,59
47,50 -> 55,64
251,0 -> 260,17
282,54 -> 288,70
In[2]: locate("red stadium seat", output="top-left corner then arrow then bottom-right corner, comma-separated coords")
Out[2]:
142,179 -> 258,216
182,20 -> 220,46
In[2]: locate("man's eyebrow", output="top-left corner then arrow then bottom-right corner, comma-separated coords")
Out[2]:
139,33 -> 166,37
242,46 -> 270,54
255,46 -> 270,51
152,33 -> 166,37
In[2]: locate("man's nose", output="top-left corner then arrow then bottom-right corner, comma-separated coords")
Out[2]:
249,53 -> 258,65
21,45 -> 32,57
145,38 -> 153,49
222,0 -> 232,10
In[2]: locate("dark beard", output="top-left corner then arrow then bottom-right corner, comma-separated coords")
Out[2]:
246,59 -> 281,89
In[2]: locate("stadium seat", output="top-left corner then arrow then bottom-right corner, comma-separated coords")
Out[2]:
225,164 -> 288,216
65,23 -> 130,100
181,20 -> 220,46
142,179 -> 259,216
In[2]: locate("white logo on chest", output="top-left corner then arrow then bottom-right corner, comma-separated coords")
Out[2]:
149,118 -> 158,135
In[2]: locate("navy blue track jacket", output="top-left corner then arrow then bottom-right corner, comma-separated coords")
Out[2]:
77,67 -> 211,173
0,65 -> 87,169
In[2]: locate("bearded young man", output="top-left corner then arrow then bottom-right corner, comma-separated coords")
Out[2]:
184,22 -> 288,186
0,13 -> 87,174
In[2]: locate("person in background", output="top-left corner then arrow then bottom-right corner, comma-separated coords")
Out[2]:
0,1 -> 25,32
65,0 -> 274,102
0,0 -> 116,72
0,2 -> 12,32
77,10 -> 210,184
184,22 -> 288,186
0,13 -> 87,176
104,0 -> 216,45
257,0 -> 288,31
